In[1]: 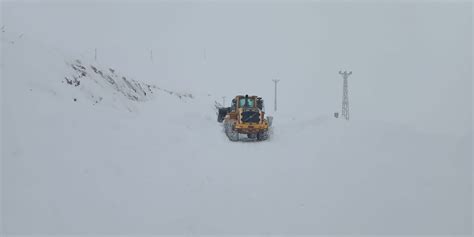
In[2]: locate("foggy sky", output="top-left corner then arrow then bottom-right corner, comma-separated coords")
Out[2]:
2,0 -> 472,135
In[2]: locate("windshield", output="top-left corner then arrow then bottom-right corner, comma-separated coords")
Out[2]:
239,98 -> 255,108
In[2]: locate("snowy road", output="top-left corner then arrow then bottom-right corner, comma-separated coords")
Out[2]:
3,77 -> 470,234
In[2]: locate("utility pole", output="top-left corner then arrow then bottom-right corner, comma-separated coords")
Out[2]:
222,96 -> 226,106
94,48 -> 97,61
272,79 -> 280,111
150,50 -> 153,62
339,70 -> 352,120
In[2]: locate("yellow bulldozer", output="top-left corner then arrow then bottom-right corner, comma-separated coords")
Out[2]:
217,95 -> 272,141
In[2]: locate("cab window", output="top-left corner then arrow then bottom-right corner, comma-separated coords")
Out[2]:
239,98 -> 255,108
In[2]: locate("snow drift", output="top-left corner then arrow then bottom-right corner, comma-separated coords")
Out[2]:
2,22 -> 472,236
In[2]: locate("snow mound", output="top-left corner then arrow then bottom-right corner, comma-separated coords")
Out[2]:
64,59 -> 193,110
2,30 -> 193,112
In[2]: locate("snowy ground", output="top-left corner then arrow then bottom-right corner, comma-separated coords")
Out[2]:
1,2 -> 472,236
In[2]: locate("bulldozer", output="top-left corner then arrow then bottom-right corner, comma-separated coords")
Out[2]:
217,95 -> 272,141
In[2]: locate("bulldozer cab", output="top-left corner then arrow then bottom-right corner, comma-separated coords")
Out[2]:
229,95 -> 264,111
239,96 -> 255,108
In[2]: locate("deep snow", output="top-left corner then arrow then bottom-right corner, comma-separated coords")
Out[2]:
1,2 -> 472,236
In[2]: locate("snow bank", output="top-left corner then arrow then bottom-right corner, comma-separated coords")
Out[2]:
2,29 -> 471,235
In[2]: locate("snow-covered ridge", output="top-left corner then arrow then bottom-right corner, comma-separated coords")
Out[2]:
64,59 -> 193,107
2,29 -> 194,112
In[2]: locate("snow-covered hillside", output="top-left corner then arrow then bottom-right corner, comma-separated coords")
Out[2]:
2,2 -> 472,235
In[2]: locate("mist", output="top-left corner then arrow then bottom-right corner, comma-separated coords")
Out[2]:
1,0 -> 472,235
3,1 -> 471,134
